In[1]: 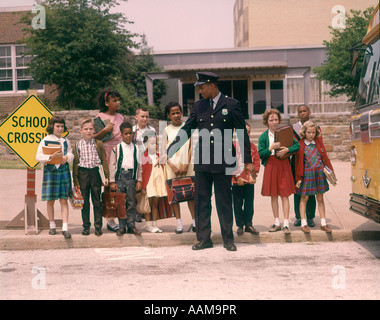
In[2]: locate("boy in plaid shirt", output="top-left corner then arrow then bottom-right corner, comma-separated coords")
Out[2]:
73,119 -> 109,236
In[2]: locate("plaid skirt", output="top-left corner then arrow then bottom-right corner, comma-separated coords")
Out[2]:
42,163 -> 72,201
296,165 -> 329,196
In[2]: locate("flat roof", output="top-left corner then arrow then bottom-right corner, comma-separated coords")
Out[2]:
0,6 -> 33,13
152,44 -> 326,56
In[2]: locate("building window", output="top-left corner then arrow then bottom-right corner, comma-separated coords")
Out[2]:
252,79 -> 284,117
0,45 -> 43,94
309,76 -> 353,114
287,76 -> 304,115
0,46 -> 13,91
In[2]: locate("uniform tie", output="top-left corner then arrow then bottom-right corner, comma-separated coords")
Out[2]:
209,99 -> 214,112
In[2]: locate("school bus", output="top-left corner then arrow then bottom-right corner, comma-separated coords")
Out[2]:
349,4 -> 380,223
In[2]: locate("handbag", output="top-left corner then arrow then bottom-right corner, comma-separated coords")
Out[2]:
70,186 -> 84,210
101,190 -> 127,219
166,176 -> 195,204
136,190 -> 151,214
274,125 -> 295,159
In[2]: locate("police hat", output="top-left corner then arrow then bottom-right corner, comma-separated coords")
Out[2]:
194,71 -> 219,86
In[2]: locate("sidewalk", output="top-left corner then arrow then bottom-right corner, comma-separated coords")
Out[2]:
1,162 -> 379,250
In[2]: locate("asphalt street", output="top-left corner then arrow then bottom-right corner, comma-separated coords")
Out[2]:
1,241 -> 379,300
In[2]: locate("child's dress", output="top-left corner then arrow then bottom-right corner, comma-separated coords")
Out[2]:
36,135 -> 73,201
142,151 -> 167,198
296,142 -> 329,196
97,112 -> 124,164
164,123 -> 194,180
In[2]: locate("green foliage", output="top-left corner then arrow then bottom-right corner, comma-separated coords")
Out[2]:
313,7 -> 374,102
112,35 -> 167,119
20,0 -> 138,109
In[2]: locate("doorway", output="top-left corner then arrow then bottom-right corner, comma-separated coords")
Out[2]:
252,79 -> 285,119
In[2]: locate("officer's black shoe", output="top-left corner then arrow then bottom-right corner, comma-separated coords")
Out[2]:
192,240 -> 213,250
224,242 -> 237,251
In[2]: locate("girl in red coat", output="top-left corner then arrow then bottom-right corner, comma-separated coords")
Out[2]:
295,121 -> 334,233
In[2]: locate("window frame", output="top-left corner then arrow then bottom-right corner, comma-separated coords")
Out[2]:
0,44 -> 44,95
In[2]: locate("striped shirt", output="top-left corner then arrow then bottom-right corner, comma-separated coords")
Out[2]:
77,138 -> 101,168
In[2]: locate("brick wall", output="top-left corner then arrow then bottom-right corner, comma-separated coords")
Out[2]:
0,10 -> 27,44
0,8 -> 59,116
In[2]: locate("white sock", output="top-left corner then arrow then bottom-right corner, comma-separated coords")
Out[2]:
321,218 -> 327,226
301,219 -> 307,227
192,219 -> 196,227
62,223 -> 68,232
274,218 -> 280,226
50,221 -> 56,229
283,219 -> 289,228
176,219 -> 183,229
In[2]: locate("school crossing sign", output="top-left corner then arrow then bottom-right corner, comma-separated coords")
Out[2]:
0,95 -> 67,169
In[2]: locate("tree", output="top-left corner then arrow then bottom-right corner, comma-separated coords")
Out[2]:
115,35 -> 168,119
20,0 -> 138,109
313,6 -> 374,102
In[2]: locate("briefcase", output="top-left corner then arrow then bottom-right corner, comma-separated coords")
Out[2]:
166,176 -> 195,205
274,125 -> 294,159
101,190 -> 127,219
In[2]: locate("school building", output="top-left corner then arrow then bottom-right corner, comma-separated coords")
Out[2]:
0,6 -> 57,116
0,1 -> 377,120
147,0 -> 377,119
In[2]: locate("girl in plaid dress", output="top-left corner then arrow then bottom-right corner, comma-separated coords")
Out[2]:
36,116 -> 74,238
295,121 -> 334,233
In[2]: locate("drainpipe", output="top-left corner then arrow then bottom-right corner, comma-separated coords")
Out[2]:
145,74 -> 154,106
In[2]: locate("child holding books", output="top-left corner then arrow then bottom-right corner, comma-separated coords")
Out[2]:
109,121 -> 142,236
141,130 -> 167,233
73,119 -> 109,236
258,109 -> 300,234
36,116 -> 74,238
295,121 -> 333,233
232,122 -> 261,235
162,102 -> 195,233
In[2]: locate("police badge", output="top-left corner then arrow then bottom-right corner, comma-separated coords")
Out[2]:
222,108 -> 228,115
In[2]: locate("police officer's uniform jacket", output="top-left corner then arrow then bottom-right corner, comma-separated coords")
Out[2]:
168,94 -> 252,172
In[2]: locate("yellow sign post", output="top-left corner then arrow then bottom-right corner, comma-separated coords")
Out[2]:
0,95 -> 65,234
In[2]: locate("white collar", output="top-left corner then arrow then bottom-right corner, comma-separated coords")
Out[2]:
211,92 -> 222,107
122,141 -> 134,148
304,140 -> 316,145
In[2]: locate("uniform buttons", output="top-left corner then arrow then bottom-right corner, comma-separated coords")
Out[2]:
211,123 -> 213,126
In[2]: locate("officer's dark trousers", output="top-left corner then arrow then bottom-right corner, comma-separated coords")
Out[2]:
194,172 -> 234,244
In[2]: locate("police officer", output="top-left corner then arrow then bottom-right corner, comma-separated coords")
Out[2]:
167,71 -> 254,251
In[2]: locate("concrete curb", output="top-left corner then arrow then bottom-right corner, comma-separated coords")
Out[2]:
1,229 -> 380,251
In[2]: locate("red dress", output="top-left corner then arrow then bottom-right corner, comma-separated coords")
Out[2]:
261,156 -> 295,197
